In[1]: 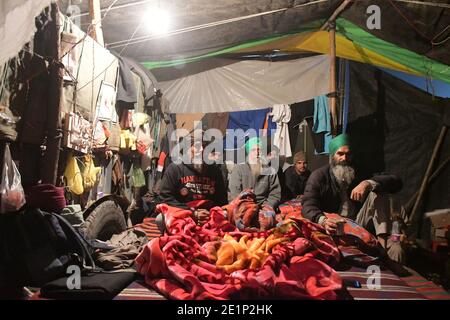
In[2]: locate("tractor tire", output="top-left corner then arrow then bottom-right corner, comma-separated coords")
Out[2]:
83,200 -> 127,241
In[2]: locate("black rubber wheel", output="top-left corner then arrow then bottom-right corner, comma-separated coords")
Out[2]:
83,200 -> 127,241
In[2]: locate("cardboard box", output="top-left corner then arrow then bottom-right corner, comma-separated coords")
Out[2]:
425,209 -> 450,227
434,227 -> 448,239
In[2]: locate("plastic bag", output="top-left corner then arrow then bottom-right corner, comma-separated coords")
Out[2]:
0,144 -> 26,213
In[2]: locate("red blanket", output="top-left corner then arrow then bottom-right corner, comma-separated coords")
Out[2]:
135,200 -> 344,300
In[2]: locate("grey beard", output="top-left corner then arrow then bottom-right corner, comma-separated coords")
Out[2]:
331,163 -> 355,188
249,159 -> 262,177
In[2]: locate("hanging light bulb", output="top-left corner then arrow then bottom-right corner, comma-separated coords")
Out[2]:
144,8 -> 170,35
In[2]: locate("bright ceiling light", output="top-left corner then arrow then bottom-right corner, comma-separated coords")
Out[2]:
144,8 -> 170,35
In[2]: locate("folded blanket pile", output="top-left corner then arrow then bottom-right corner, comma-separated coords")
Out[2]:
135,192 -> 345,300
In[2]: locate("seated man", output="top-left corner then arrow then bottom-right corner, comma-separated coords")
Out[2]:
156,132 -> 228,232
301,134 -> 402,248
228,137 -> 281,229
283,151 -> 311,201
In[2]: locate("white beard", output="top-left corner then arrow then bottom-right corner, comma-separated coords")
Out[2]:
249,158 -> 262,177
331,163 -> 355,188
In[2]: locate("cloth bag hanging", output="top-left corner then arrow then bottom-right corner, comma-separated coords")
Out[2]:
64,155 -> 84,195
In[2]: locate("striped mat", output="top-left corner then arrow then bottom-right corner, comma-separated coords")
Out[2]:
114,218 -> 450,301
113,280 -> 166,300
402,275 -> 450,300
338,267 -> 426,300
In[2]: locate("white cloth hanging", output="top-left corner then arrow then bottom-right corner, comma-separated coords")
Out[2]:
270,104 -> 292,158
0,0 -> 53,65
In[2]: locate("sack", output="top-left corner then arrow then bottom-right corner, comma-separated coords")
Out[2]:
0,144 -> 26,214
0,209 -> 95,287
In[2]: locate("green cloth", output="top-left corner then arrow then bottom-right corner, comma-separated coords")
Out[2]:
141,18 -> 450,83
245,137 -> 262,154
328,134 -> 350,156
335,18 -> 450,84
132,167 -> 146,188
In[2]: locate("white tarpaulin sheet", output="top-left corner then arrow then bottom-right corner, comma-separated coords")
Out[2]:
0,0 -> 53,65
160,55 -> 330,114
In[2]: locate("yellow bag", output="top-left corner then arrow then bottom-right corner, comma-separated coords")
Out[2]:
120,130 -> 137,151
64,155 -> 84,195
83,155 -> 101,191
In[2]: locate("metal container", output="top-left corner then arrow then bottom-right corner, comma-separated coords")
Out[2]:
336,220 -> 345,236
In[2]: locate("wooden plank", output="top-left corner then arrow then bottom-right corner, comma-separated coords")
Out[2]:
42,3 -> 63,184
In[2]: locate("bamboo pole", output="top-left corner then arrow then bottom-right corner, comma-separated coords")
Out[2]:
320,0 -> 353,31
329,22 -> 338,136
405,155 -> 450,213
89,0 -> 104,46
409,125 -> 448,236
320,0 -> 353,136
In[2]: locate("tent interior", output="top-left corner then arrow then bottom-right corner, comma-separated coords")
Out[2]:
0,0 -> 449,300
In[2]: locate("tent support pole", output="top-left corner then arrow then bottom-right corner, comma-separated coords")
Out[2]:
42,3 -> 63,185
321,0 -> 353,136
408,125 -> 448,237
89,0 -> 104,46
328,22 -> 338,136
320,0 -> 353,31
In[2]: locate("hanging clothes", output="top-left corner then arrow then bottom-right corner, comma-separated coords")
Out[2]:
203,112 -> 230,136
114,54 -> 159,111
313,95 -> 331,134
225,108 -> 269,151
262,112 -> 277,137
313,95 -> 332,154
175,113 -> 205,138
306,118 -> 326,153
288,101 -> 314,153
270,104 -> 292,158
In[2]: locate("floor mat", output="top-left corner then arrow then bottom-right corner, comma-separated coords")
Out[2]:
402,275 -> 450,300
134,217 -> 162,241
113,280 -> 166,300
338,267 -> 427,300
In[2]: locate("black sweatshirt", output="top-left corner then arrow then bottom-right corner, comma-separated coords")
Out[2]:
283,166 -> 311,200
159,163 -> 228,210
301,165 -> 402,223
